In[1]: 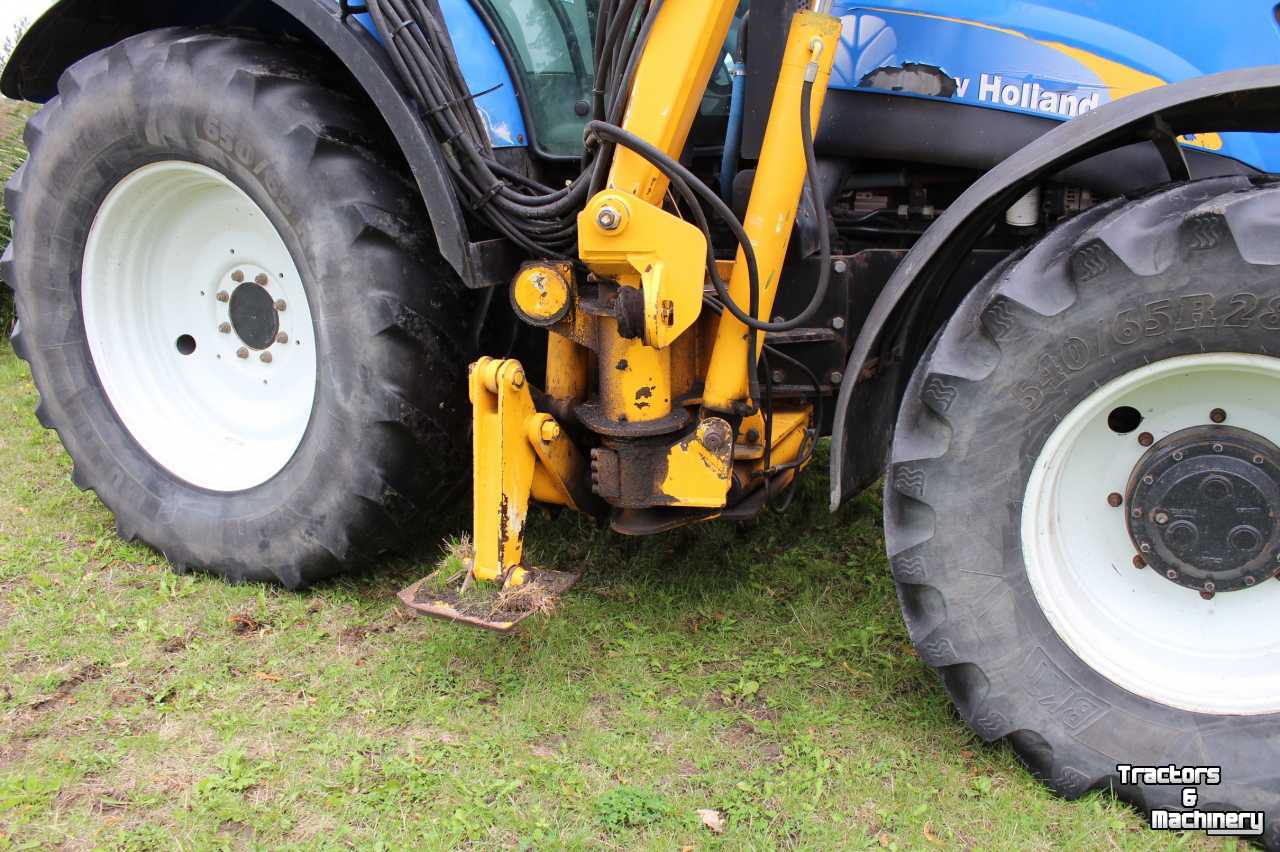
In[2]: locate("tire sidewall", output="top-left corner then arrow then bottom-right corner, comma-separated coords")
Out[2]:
892,202 -> 1280,812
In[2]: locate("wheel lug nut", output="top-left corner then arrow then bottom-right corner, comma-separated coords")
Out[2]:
1212,443 -> 1224,453
1173,450 -> 1184,461
1200,589 -> 1215,601
236,347 -> 249,359
260,351 -> 273,364
231,270 -> 245,283
1246,576 -> 1257,586
218,322 -> 232,334
1142,474 -> 1154,485
1131,507 -> 1142,518
1138,432 -> 1153,447
1140,542 -> 1151,553
1133,554 -> 1146,569
1165,568 -> 1177,579
274,300 -> 287,312
1154,511 -> 1169,525
216,290 -> 230,303
276,332 -> 289,345
1107,492 -> 1123,507
255,273 -> 269,286
1210,407 -> 1227,423
1255,455 -> 1265,465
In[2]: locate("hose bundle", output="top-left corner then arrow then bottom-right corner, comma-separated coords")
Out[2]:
365,0 -> 661,256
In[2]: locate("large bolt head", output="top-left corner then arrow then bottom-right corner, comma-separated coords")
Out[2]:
274,300 -> 287,312
260,351 -> 273,364
218,322 -> 232,334
236,347 -> 249,359
216,290 -> 231,303
276,331 -> 289,345
540,420 -> 561,443
231,270 -> 245,283
596,206 -> 622,231
255,273 -> 270,286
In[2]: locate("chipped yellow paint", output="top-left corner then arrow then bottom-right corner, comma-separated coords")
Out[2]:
660,418 -> 734,508
511,262 -> 571,324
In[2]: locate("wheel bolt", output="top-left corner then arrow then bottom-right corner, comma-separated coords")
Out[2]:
1255,455 -> 1266,465
1107,492 -> 1123,507
1143,474 -> 1154,485
1154,511 -> 1169,525
255,273 -> 270,286
771,369 -> 785,383
1246,576 -> 1257,586
1140,542 -> 1151,553
1213,443 -> 1224,453
275,332 -> 289,345
260,351 -> 273,364
1173,450 -> 1184,461
218,322 -> 232,334
231,270 -> 245,283
1200,589 -> 1215,601
1131,507 -> 1142,518
1138,432 -> 1153,447
274,300 -> 287,312
1210,407 -> 1227,423
1166,568 -> 1178,579
1133,554 -> 1146,569
216,290 -> 230,303
236,347 -> 249,359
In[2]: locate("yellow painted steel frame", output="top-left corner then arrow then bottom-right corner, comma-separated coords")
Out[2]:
703,11 -> 841,411
578,0 -> 739,429
465,3 -> 840,587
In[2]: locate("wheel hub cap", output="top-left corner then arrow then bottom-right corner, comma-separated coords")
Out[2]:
227,274 -> 281,350
1126,425 -> 1280,593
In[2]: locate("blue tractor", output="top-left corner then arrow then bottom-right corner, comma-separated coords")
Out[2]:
5,1 -> 1280,840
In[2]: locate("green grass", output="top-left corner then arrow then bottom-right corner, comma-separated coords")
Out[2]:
0,98 -> 34,334
0,344 -> 1234,850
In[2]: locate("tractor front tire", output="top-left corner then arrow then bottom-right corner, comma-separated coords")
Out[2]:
3,29 -> 474,587
887,176 -> 1280,843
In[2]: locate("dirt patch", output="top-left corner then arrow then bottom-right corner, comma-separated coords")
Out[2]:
228,613 -> 266,635
30,663 -> 105,711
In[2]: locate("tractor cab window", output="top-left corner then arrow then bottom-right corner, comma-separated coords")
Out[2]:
478,0 -> 746,158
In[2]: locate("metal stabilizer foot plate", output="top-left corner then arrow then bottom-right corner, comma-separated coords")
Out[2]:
397,568 -> 580,633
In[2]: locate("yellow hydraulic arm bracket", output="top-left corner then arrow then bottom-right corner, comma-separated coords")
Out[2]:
578,190 -> 706,350
703,9 -> 841,411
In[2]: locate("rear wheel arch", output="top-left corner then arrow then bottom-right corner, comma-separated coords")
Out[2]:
828,66 -> 1280,510
1,0 -> 479,287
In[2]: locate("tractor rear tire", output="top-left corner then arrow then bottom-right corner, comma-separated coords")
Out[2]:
2,29 -> 475,587
887,176 -> 1280,844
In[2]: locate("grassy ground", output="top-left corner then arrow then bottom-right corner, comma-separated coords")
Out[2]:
0,104 -> 1230,849
0,343 -> 1232,850
0,98 -> 34,332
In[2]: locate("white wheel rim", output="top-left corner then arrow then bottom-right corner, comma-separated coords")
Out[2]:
1023,353 -> 1280,715
82,161 -> 316,492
